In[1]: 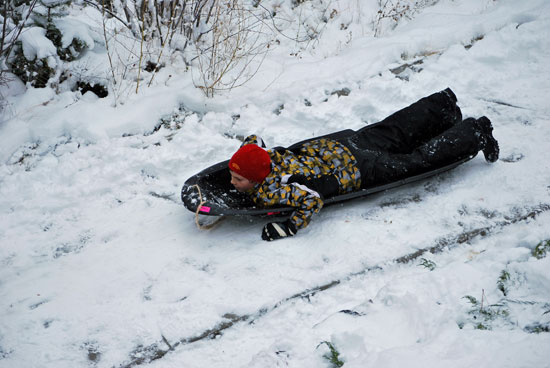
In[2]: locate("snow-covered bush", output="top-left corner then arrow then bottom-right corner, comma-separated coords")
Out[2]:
1,0 -> 39,85
8,26 -> 56,87
532,239 -> 550,259
1,0 -> 99,89
2,0 -> 445,98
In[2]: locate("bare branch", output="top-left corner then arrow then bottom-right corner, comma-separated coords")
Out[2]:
81,0 -> 131,30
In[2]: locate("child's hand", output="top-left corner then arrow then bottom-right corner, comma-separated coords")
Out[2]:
261,220 -> 297,241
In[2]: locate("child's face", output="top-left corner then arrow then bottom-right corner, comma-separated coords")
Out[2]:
230,170 -> 256,192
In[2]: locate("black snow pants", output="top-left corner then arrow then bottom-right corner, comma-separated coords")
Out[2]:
341,88 -> 483,189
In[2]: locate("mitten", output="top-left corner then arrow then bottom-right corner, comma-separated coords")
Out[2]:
261,220 -> 297,241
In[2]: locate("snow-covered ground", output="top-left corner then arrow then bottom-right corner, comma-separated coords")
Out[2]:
1,0 -> 550,367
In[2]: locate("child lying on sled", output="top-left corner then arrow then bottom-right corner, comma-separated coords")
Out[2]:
228,89 -> 499,241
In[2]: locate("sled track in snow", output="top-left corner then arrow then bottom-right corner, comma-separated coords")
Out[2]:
117,203 -> 550,368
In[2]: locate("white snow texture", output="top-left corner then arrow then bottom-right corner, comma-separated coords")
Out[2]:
1,0 -> 550,367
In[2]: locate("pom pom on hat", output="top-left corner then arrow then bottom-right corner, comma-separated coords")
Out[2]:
229,144 -> 271,183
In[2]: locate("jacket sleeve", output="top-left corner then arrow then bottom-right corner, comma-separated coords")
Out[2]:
286,174 -> 340,199
241,135 -> 266,148
257,183 -> 324,230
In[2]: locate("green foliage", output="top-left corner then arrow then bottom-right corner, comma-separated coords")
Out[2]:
2,0 -> 82,88
497,270 -> 511,296
76,82 -> 108,98
318,341 -> 344,367
532,239 -> 550,259
8,46 -> 54,87
459,241 -> 550,333
524,323 -> 550,334
463,295 -> 478,305
468,303 -> 510,331
45,23 -> 88,61
475,322 -> 489,330
14,0 -> 33,7
462,294 -> 510,330
31,0 -> 72,26
418,257 -> 436,271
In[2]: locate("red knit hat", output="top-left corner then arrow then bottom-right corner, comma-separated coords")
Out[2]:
229,144 -> 271,183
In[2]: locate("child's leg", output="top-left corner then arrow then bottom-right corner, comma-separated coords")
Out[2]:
349,88 -> 462,154
358,118 -> 482,188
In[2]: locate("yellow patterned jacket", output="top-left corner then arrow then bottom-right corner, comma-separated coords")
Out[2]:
242,135 -> 361,230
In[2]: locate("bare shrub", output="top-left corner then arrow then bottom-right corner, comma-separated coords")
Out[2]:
193,0 -> 271,96
373,0 -> 439,37
95,0 -> 274,98
96,0 -> 220,100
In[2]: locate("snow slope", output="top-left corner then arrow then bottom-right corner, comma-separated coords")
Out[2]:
1,0 -> 550,367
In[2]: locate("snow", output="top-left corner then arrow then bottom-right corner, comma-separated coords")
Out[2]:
55,17 -> 95,50
20,27 -> 57,61
1,0 -> 550,367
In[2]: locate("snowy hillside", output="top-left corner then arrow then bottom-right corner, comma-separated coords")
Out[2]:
1,0 -> 550,367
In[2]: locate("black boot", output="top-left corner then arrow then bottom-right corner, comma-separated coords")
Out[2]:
443,87 -> 457,103
476,116 -> 499,163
